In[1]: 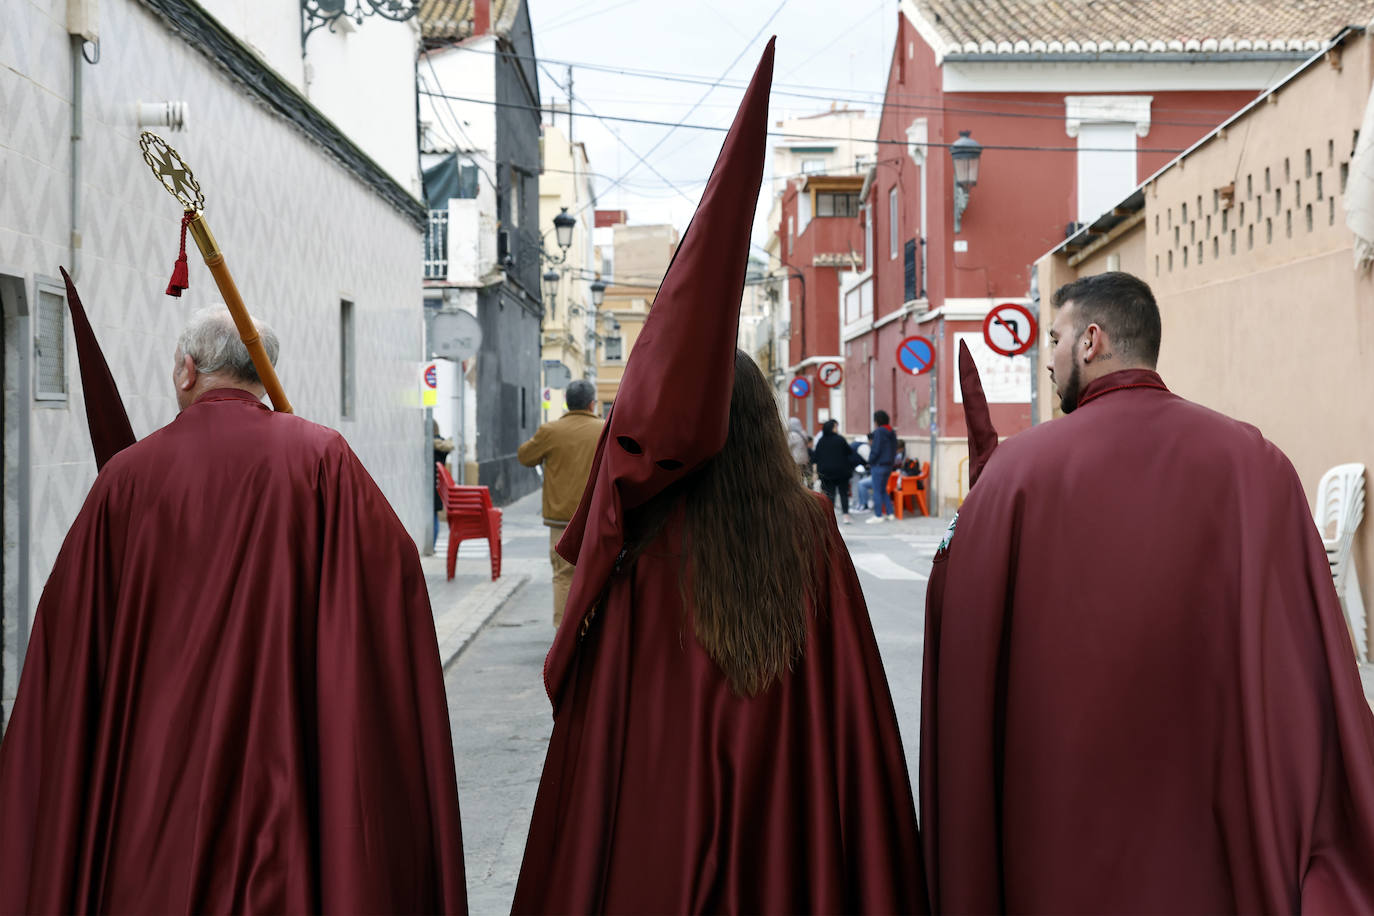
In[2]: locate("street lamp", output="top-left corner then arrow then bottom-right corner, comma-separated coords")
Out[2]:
950,129 -> 983,234
590,279 -> 606,307
542,268 -> 559,318
552,207 -> 576,253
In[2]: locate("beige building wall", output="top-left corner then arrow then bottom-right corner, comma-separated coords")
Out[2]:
612,224 -> 678,288
1036,31 -> 1374,656
771,108 -> 879,194
594,285 -> 655,412
538,124 -> 596,420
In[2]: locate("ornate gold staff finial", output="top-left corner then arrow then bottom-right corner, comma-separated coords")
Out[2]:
138,131 -> 293,415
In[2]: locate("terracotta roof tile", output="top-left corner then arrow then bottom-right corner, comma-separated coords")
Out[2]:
418,0 -> 518,42
906,0 -> 1374,57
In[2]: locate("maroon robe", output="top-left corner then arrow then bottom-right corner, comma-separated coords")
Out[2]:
0,388 -> 467,914
922,368 -> 1374,912
513,498 -> 925,914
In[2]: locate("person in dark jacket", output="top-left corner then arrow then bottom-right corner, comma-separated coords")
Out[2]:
813,420 -> 859,524
866,410 -> 898,523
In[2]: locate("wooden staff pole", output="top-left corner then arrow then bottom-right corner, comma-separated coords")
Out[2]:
184,210 -> 293,414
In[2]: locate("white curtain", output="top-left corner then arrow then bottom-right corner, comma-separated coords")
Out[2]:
1346,72 -> 1374,270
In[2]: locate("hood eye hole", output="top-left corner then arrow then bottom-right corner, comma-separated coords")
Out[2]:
656,459 -> 683,471
616,436 -> 643,455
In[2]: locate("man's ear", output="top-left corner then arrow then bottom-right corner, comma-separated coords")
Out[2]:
178,353 -> 198,391
1082,323 -> 1106,363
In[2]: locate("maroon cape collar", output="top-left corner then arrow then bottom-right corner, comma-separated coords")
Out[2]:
1077,368 -> 1169,409
193,387 -> 269,410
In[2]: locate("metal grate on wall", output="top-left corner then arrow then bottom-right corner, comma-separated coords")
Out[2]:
35,289 -> 66,400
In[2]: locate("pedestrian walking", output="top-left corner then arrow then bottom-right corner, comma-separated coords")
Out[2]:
433,418 -> 455,542
512,42 -> 926,914
865,410 -> 898,523
786,415 -> 813,487
922,271 -> 1374,912
0,304 -> 467,914
813,419 -> 859,524
517,379 -> 604,627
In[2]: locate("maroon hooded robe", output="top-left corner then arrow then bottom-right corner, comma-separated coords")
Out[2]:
922,367 -> 1374,912
511,39 -> 926,915
0,389 -> 467,914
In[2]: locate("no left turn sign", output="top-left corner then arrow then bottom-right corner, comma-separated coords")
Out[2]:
982,303 -> 1037,357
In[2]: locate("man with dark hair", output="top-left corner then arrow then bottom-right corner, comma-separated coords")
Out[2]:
866,409 -> 897,523
1047,270 -> 1163,412
519,379 -> 604,626
921,270 -> 1374,911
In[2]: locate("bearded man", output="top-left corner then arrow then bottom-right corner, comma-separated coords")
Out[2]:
920,271 -> 1374,911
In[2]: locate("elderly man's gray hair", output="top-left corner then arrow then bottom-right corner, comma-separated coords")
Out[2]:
176,306 -> 279,384
566,379 -> 596,411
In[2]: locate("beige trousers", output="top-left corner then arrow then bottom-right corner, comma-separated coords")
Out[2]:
549,524 -> 575,627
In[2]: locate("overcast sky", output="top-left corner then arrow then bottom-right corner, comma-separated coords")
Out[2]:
526,0 -> 898,252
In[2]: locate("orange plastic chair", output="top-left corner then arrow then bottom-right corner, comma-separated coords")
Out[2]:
436,462 -> 502,581
888,462 -> 930,519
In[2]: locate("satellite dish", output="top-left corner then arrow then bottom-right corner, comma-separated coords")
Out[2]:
431,310 -> 482,362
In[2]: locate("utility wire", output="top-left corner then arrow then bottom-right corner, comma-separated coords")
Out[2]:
419,89 -> 1191,154
432,43 -> 1256,121
613,0 -> 788,188
539,63 -> 701,214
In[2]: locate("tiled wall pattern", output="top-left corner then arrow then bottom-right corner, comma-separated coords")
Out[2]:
1,0 -> 429,700
1153,130 -> 1359,277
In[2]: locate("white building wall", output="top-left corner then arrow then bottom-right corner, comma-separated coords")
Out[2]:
0,0 -> 427,704
304,13 -> 421,197
197,0 -> 304,87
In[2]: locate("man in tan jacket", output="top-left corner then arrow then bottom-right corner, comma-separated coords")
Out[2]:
518,379 -> 604,625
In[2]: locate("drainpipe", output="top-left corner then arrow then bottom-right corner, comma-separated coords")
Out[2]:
69,35 -> 84,277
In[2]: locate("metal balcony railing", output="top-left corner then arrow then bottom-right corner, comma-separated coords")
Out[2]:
424,209 -> 448,280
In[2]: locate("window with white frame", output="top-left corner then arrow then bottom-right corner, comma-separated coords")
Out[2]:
889,187 -> 899,259
863,204 -> 874,269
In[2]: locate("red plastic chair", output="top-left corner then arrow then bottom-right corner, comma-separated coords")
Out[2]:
435,462 -> 502,581
888,462 -> 930,519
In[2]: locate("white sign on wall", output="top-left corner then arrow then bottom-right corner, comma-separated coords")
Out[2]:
952,332 -> 1031,404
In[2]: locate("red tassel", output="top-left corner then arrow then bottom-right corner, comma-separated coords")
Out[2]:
166,211 -> 192,297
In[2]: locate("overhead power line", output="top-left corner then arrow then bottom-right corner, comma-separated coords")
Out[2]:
429,43 -> 1253,122
419,89 -> 1191,154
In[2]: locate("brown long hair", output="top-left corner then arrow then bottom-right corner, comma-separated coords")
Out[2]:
627,351 -> 829,696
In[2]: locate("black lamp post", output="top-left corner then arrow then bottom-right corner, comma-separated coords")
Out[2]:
590,279 -> 606,307
553,207 -> 576,252
950,130 -> 983,234
542,268 -> 560,319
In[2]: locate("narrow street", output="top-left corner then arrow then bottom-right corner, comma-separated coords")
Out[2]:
439,490 -> 947,912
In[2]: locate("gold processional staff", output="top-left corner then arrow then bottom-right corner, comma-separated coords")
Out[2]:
138,131 -> 293,414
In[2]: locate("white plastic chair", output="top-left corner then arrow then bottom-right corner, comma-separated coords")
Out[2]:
1315,463 -> 1367,661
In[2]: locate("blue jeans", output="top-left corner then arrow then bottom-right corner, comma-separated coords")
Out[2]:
870,465 -> 894,517
855,475 -> 873,509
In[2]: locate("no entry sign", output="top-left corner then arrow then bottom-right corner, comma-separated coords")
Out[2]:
896,336 -> 935,376
817,361 -> 844,387
789,376 -> 811,399
983,303 -> 1037,357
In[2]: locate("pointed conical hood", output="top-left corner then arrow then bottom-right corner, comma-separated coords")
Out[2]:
60,268 -> 137,470
958,340 -> 999,488
543,39 -> 775,708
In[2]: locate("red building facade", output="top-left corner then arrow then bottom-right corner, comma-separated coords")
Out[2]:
777,174 -> 866,431
827,2 -> 1305,510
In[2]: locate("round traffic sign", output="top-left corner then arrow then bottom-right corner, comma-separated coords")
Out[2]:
789,376 -> 811,399
817,361 -> 844,388
423,364 -> 438,388
896,336 -> 935,376
982,303 -> 1037,357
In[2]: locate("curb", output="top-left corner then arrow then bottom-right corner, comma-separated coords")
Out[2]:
435,563 -> 536,670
